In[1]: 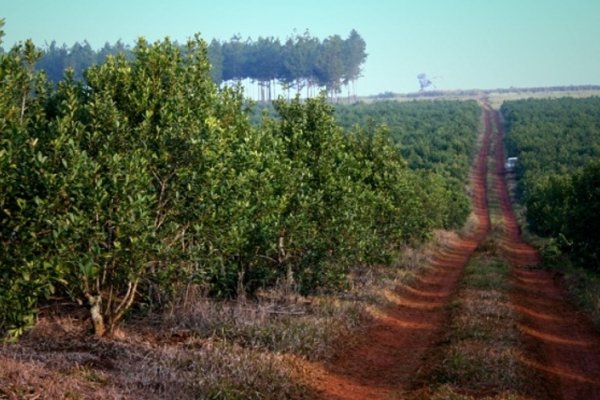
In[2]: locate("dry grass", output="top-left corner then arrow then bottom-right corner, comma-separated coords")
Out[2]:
0,235 -> 442,399
155,236 -> 439,362
0,316 -> 310,400
155,293 -> 364,361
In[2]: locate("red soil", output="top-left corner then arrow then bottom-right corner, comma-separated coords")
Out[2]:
491,108 -> 600,399
490,109 -> 540,266
307,106 -> 492,399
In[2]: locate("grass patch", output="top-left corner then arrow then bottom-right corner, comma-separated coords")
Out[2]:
177,341 -> 308,400
434,341 -> 521,390
415,253 -> 527,397
462,259 -> 508,290
0,326 -> 310,399
161,296 -> 364,360
154,240 -> 437,362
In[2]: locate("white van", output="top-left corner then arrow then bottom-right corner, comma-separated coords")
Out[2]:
505,157 -> 517,172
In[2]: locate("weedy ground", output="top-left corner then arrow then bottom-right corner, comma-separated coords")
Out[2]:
0,240 -> 437,400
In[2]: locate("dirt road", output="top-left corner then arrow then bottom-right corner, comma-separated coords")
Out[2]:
491,109 -> 600,400
309,103 -> 600,399
307,105 -> 492,400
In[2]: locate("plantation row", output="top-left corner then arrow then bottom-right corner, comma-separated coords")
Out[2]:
253,100 -> 481,225
501,97 -> 600,269
334,100 -> 481,184
0,24 -> 479,339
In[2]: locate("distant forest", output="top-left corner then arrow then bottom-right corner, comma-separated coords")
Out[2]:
31,30 -> 367,101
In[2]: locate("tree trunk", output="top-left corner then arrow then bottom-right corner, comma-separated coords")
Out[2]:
86,294 -> 105,336
237,268 -> 246,303
107,279 -> 139,335
268,80 -> 272,102
285,264 -> 295,292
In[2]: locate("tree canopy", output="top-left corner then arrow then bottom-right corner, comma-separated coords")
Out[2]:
0,25 -> 473,340
34,30 -> 367,101
502,97 -> 600,270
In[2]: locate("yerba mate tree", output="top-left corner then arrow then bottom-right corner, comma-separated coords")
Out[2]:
1,22 -> 464,339
0,19 -> 60,339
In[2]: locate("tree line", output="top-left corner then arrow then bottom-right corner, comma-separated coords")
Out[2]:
0,21 -> 472,340
502,97 -> 600,271
28,30 -> 366,102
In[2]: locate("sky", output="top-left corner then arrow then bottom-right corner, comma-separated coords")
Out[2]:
2,0 -> 600,95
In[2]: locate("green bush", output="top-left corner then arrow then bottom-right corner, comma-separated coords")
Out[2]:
0,21 -> 479,338
502,98 -> 600,270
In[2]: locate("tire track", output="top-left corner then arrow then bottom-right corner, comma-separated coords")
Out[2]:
307,106 -> 492,400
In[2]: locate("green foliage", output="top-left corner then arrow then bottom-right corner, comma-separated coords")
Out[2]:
0,36 -> 57,339
0,28 -> 476,338
567,162 -> 600,265
524,174 -> 572,236
252,99 -> 479,231
334,100 -> 480,184
335,100 -> 479,229
502,97 -> 600,270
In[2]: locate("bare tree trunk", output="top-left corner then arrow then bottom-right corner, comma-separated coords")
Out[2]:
20,89 -> 27,124
237,268 -> 246,303
268,80 -> 272,102
108,279 -> 139,334
86,294 -> 105,336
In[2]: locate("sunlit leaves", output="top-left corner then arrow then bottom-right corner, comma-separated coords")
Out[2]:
1,31 -> 474,338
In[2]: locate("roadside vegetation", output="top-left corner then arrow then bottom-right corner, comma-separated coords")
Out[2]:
501,97 -> 600,326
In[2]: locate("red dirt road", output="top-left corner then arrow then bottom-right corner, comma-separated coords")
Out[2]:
306,103 -> 600,399
491,109 -> 540,267
307,107 -> 492,400
491,108 -> 600,400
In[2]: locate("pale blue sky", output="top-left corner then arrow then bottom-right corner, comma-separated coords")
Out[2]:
2,0 -> 599,95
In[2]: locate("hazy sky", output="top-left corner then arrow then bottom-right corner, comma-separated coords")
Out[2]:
2,0 -> 599,95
